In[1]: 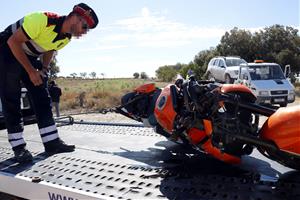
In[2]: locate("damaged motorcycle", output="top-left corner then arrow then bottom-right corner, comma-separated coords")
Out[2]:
116,77 -> 300,170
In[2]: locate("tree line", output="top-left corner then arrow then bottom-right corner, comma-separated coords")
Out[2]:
155,25 -> 300,82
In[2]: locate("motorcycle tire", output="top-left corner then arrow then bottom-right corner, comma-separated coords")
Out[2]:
258,147 -> 300,170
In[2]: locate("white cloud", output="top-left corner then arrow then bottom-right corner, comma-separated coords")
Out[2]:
75,45 -> 128,52
99,7 -> 227,48
115,8 -> 185,32
102,7 -> 289,49
94,56 -> 115,62
102,34 -> 131,42
65,7 -> 273,55
141,7 -> 150,17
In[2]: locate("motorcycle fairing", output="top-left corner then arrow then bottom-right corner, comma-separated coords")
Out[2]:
187,125 -> 241,164
260,105 -> 300,155
154,84 -> 178,133
201,141 -> 241,164
187,127 -> 207,145
121,84 -> 161,123
134,83 -> 157,93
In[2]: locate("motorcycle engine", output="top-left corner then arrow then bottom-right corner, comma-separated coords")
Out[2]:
211,104 -> 259,156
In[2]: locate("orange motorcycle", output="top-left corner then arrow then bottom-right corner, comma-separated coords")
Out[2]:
117,77 -> 300,170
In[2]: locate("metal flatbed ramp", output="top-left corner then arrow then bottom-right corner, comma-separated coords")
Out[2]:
0,123 -> 299,200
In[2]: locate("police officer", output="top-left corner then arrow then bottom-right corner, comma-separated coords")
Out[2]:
0,3 -> 99,163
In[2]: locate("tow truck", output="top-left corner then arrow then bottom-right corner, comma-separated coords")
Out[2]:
234,60 -> 295,107
0,114 -> 299,200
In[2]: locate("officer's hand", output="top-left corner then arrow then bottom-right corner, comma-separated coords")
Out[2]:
40,68 -> 48,78
28,68 -> 43,86
42,67 -> 49,75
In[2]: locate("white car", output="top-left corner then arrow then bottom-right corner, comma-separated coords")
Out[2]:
206,56 -> 247,83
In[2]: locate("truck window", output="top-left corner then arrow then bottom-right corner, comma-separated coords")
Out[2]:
249,65 -> 285,80
257,67 -> 269,80
272,65 -> 285,79
240,67 -> 249,79
248,68 -> 258,80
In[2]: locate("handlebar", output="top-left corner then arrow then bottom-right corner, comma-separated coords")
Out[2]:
180,78 -> 277,117
220,94 -> 276,116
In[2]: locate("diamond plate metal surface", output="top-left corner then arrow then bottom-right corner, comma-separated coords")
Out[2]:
59,124 -> 162,137
0,123 -> 299,200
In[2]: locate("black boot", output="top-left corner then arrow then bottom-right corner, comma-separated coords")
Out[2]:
44,138 -> 75,154
13,146 -> 33,163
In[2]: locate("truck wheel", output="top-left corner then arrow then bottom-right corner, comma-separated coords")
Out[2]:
225,74 -> 232,83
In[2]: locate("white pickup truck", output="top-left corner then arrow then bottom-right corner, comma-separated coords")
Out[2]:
234,61 -> 295,107
0,88 -> 35,128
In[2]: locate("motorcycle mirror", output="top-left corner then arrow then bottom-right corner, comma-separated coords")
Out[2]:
188,75 -> 196,81
175,78 -> 184,88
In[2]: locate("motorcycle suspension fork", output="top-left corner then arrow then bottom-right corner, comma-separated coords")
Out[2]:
222,98 -> 276,117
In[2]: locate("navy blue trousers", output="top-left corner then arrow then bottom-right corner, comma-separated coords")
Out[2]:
0,41 -> 58,150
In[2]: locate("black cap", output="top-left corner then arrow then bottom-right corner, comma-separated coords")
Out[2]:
73,3 -> 99,29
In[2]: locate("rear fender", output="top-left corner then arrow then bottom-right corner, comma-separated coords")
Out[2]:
221,84 -> 256,102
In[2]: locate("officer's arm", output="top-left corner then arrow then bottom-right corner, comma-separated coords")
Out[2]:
42,50 -> 55,72
7,28 -> 43,86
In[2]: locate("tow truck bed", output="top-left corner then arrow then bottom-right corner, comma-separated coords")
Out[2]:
0,122 -> 299,200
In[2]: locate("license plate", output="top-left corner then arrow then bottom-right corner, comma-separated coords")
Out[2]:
274,98 -> 285,103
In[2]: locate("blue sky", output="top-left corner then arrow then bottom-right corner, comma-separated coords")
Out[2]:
1,0 -> 299,78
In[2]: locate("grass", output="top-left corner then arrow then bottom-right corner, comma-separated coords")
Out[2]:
55,78 -> 300,112
55,78 -> 168,111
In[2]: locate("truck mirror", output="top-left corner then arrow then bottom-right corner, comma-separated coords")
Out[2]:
243,74 -> 248,80
284,65 -> 291,78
